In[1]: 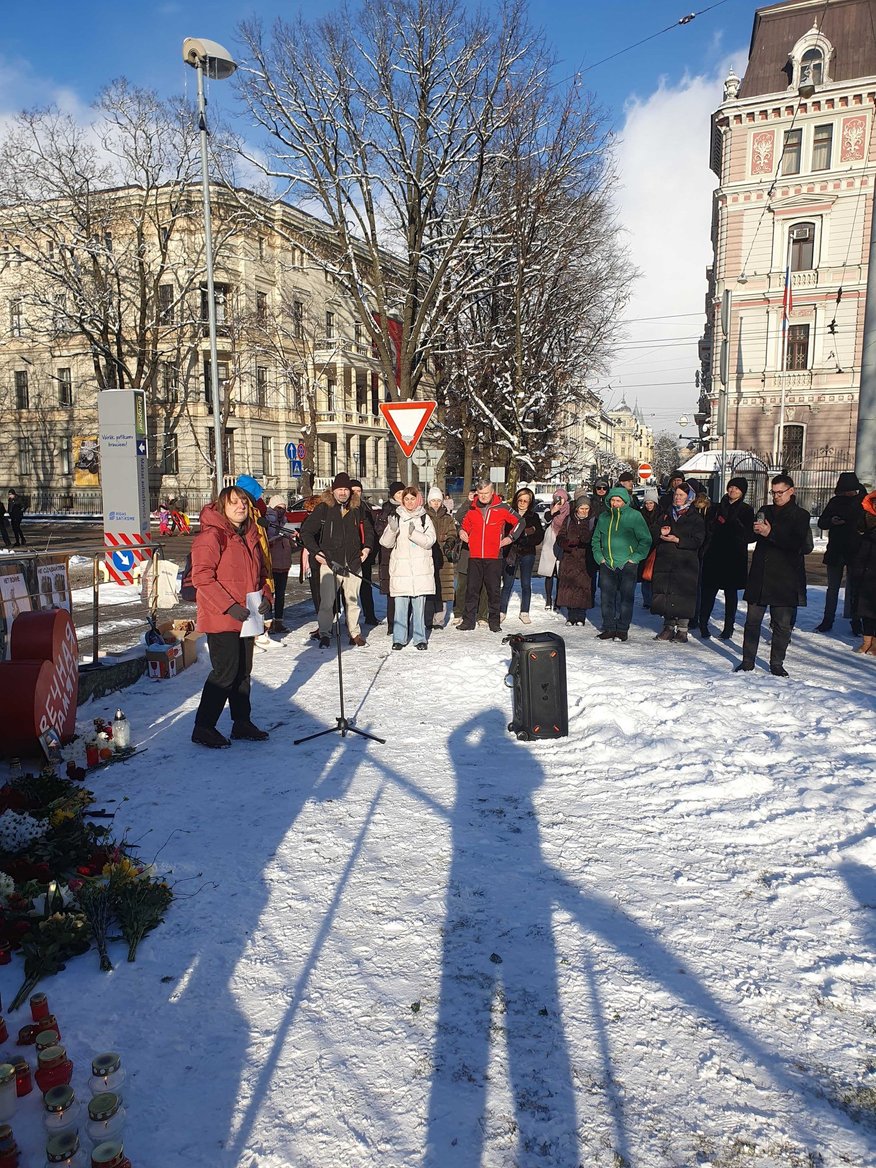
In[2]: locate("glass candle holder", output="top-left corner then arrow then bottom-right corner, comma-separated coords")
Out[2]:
88,1054 -> 124,1099
90,1141 -> 131,1168
36,1029 -> 61,1054
35,1047 -> 73,1096
0,1065 -> 15,1123
0,1123 -> 19,1168
12,1058 -> 32,1097
45,1131 -> 87,1167
44,1085 -> 79,1136
86,1093 -> 125,1146
30,994 -> 50,1023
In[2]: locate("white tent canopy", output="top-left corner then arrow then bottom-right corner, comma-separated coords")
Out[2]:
677,450 -> 769,474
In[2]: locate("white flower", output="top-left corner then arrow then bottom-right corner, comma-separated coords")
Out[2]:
0,810 -> 49,854
0,872 -> 14,900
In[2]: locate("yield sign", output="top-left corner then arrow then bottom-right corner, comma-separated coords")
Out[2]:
379,400 -> 436,458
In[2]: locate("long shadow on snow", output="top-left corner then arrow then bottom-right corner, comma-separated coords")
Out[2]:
426,709 -> 870,1165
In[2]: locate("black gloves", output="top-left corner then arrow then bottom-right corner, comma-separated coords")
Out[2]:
258,598 -> 273,616
226,603 -> 249,622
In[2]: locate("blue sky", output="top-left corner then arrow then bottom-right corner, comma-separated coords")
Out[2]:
0,0 -> 760,429
1,0 -> 753,125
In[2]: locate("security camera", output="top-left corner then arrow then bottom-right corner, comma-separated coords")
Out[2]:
182,38 -> 237,80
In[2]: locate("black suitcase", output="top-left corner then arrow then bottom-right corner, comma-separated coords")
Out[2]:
504,632 -> 568,740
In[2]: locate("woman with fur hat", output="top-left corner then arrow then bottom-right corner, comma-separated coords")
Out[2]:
499,487 -> 543,624
556,491 -> 595,625
651,482 -> 706,643
699,477 -> 755,639
380,485 -> 437,649
536,489 -> 569,610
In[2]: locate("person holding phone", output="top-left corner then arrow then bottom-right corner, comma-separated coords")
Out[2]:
190,485 -> 273,748
651,483 -> 706,643
736,474 -> 811,677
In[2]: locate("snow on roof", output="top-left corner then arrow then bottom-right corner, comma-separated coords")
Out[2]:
677,449 -> 769,473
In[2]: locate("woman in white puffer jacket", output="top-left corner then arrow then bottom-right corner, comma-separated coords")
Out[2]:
379,485 -> 437,649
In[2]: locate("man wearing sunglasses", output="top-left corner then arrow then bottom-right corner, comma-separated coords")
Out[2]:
736,474 -> 811,677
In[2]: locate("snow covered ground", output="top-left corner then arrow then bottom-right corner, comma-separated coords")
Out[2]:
2,583 -> 875,1167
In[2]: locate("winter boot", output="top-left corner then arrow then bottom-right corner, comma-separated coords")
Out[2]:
655,623 -> 675,641
854,635 -> 874,654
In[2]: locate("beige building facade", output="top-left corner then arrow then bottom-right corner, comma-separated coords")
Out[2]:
0,185 -> 417,512
701,0 -> 875,467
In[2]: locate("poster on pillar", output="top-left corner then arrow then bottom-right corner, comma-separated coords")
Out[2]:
98,390 -> 152,585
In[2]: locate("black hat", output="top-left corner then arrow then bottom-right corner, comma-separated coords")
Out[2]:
349,478 -> 363,489
594,478 -> 609,490
727,476 -> 748,495
835,471 -> 861,493
388,480 -> 405,497
331,472 -> 352,491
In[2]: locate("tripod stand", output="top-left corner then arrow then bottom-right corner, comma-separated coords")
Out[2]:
294,566 -> 385,746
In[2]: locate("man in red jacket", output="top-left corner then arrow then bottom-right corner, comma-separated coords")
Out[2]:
458,480 -> 523,632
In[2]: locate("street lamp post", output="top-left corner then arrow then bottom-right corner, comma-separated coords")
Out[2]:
183,37 -> 237,496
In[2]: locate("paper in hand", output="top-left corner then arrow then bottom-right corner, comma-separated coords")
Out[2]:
239,591 -> 266,638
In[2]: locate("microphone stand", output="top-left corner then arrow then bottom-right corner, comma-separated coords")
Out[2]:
294,565 -> 385,746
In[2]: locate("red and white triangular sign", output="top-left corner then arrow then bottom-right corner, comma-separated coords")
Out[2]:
379,400 -> 436,458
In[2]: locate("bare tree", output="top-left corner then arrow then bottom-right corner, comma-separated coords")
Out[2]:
237,0 -> 544,405
653,432 -> 681,481
433,78 -> 632,492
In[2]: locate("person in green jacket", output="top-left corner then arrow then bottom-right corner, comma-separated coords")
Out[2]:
591,487 -> 653,641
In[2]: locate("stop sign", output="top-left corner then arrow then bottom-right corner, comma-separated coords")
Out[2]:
638,462 -> 653,480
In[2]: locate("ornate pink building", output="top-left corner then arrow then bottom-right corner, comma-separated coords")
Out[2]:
700,0 -> 876,468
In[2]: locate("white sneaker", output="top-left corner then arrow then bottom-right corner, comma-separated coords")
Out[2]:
519,613 -> 532,624
255,632 -> 283,650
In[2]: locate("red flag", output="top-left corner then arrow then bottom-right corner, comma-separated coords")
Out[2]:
782,265 -> 793,333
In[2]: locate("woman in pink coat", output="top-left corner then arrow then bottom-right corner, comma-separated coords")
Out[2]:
191,486 -> 273,749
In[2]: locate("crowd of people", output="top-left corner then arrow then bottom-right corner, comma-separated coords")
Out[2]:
186,468 -> 876,747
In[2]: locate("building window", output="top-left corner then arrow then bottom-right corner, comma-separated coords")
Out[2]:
292,299 -> 304,339
57,367 -> 72,407
162,362 -> 178,402
14,370 -> 28,409
9,297 -> 23,337
203,360 -> 229,407
163,433 -> 179,475
326,375 -> 336,413
158,284 -> 174,325
780,423 -> 805,469
52,293 -> 67,334
789,222 -> 815,271
256,290 -> 268,326
358,436 -> 368,477
201,283 -> 229,335
18,438 -> 30,477
812,124 -> 832,171
256,365 -> 268,408
800,48 -> 823,88
785,323 -> 810,370
325,310 -> 335,339
289,370 -> 303,411
782,128 -> 802,175
207,428 -> 235,476
59,436 -> 72,476
262,436 -> 274,477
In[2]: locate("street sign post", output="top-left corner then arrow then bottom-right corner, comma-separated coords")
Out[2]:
379,400 -> 436,480
97,390 -> 151,585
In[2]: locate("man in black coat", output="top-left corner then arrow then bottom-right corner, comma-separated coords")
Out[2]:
814,471 -> 864,633
699,476 -> 755,639
300,472 -> 375,648
736,474 -> 811,677
0,499 -> 10,548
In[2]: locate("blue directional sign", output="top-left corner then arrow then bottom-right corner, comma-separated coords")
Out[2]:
284,441 -> 296,460
136,438 -> 147,457
290,458 -> 303,476
111,548 -> 136,572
